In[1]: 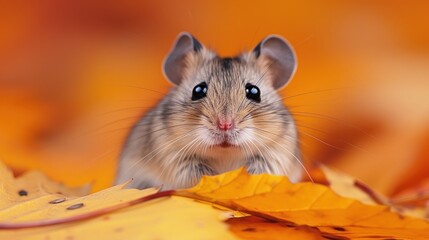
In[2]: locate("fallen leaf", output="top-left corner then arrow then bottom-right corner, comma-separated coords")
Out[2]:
0,196 -> 236,240
176,167 -> 429,239
318,164 -> 384,205
0,158 -> 164,228
227,216 -> 341,240
317,164 -> 429,221
0,184 -> 161,227
2,160 -> 429,239
0,160 -> 89,210
0,162 -> 236,239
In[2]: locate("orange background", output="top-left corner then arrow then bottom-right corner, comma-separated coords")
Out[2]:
0,1 -> 428,194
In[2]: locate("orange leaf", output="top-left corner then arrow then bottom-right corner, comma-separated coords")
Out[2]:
176,167 -> 429,239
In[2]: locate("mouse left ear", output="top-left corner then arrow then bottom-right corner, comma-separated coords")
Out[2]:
253,35 -> 297,89
163,32 -> 203,85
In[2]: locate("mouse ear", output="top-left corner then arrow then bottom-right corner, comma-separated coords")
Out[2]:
163,32 -> 203,85
253,35 -> 297,89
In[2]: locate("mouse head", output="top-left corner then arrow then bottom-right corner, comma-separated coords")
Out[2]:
162,32 -> 297,150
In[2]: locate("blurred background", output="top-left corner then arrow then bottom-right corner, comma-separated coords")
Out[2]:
0,0 -> 428,195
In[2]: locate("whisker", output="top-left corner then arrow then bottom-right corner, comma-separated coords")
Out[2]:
91,122 -> 202,138
294,122 -> 369,153
160,137 -> 200,183
246,119 -> 368,153
291,112 -> 376,139
93,106 -> 152,118
282,87 -> 351,101
122,129 -> 200,178
298,130 -> 347,151
256,132 -> 314,183
242,132 -> 276,174
117,84 -> 168,95
243,125 -> 313,182
86,148 -> 118,165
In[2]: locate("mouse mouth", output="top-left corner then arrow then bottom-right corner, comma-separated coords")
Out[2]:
217,140 -> 234,148
211,132 -> 239,148
219,141 -> 232,148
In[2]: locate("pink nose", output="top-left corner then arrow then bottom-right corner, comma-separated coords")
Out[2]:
217,119 -> 233,131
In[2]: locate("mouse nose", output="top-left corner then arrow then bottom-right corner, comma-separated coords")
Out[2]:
217,119 -> 233,131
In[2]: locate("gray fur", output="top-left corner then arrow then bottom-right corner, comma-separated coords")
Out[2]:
115,33 -> 302,189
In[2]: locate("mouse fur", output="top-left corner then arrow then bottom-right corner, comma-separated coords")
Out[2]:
115,32 -> 303,189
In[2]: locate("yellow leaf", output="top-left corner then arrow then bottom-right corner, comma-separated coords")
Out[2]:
0,158 -> 162,227
0,183 -> 159,225
0,196 -> 236,240
0,161 -> 236,239
0,160 -> 89,210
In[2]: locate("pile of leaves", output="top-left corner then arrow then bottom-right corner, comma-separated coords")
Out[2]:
0,161 -> 428,240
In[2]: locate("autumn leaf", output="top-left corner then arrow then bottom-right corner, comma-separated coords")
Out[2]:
0,160 -> 90,209
1,161 -> 429,239
314,164 -> 429,221
176,167 -> 429,239
0,160 -> 162,227
316,164 -> 384,205
226,216 -> 330,240
0,196 -> 236,240
0,162 -> 235,240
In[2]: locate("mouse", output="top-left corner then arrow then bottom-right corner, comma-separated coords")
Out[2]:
115,32 -> 303,190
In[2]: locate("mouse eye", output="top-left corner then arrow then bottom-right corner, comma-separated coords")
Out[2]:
245,83 -> 261,103
192,82 -> 208,101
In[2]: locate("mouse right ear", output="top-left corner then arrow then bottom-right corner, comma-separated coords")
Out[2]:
252,35 -> 297,90
163,32 -> 203,85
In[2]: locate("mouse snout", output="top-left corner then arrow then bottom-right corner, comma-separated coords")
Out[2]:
217,118 -> 234,131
